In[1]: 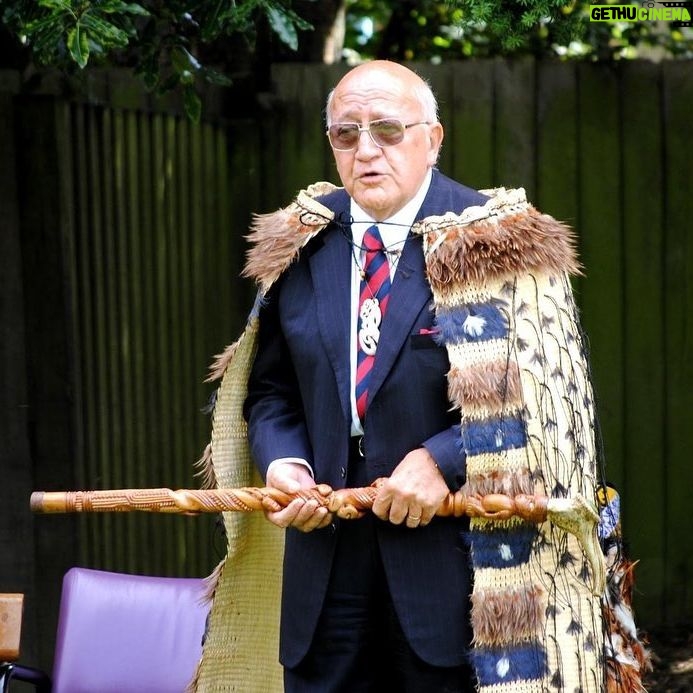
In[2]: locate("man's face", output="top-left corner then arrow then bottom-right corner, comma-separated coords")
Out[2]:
328,64 -> 444,221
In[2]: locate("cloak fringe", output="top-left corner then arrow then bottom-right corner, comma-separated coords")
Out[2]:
603,556 -> 652,692
193,442 -> 216,491
206,338 -> 242,383
243,183 -> 336,293
200,558 -> 226,605
185,559 -> 225,693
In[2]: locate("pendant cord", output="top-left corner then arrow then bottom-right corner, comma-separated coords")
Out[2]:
337,216 -> 410,269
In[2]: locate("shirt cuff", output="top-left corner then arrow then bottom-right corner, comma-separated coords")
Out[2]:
266,457 -> 315,480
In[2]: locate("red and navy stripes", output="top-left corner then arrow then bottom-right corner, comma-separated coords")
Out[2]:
355,225 -> 391,421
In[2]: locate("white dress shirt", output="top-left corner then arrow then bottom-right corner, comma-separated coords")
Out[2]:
348,169 -> 433,435
268,169 -> 434,476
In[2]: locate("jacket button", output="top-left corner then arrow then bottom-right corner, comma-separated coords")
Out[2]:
340,466 -> 346,478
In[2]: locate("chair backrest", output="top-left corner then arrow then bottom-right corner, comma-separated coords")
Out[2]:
52,567 -> 208,693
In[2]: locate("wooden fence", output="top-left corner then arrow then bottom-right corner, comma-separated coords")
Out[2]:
1,57 -> 691,667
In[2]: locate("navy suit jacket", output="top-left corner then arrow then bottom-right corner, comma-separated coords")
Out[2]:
244,170 -> 489,668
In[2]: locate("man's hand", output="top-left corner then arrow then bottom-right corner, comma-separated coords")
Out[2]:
263,462 -> 333,532
372,448 -> 448,528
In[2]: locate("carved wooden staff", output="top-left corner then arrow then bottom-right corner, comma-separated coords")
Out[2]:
31,482 -> 549,520
30,482 -> 605,594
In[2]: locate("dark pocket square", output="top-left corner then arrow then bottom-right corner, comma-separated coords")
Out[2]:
410,332 -> 441,349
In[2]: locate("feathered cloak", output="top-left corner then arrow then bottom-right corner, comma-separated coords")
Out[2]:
190,183 -> 648,692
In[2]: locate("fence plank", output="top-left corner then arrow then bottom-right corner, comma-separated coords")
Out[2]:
662,60 -> 693,624
535,61 -> 579,233
113,108 -> 137,572
494,57 -> 536,200
103,108 -> 129,571
136,111 -> 158,575
224,122 -> 259,327
87,107 -> 114,569
150,112 -> 170,572
124,109 -> 147,573
621,61 -> 666,623
72,104 -> 98,568
448,60 -> 495,189
415,61 -> 454,175
576,63 -> 626,493
270,63 -> 330,205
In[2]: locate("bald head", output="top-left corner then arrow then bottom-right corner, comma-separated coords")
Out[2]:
326,61 -> 438,126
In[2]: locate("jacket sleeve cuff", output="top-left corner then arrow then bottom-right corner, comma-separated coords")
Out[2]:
422,425 -> 466,491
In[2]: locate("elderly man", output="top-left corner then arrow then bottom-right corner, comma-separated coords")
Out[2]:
240,59 -> 612,693
244,60 -> 484,691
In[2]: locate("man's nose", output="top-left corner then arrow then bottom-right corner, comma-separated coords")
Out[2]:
354,129 -> 381,157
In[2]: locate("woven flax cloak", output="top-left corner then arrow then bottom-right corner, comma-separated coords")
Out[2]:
190,184 -> 644,692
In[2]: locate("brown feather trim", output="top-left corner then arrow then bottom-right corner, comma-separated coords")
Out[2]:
471,584 -> 545,646
193,442 -> 217,490
465,467 -> 534,498
606,668 -> 647,693
200,558 -> 226,605
604,602 -> 650,692
242,183 -> 337,293
206,338 -> 242,383
447,360 -> 522,413
603,556 -> 652,692
423,207 -> 581,294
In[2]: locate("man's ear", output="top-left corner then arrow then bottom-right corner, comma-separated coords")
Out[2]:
427,122 -> 444,165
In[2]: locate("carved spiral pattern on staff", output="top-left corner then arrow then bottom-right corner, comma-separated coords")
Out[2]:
32,483 -> 549,521
31,483 -> 603,594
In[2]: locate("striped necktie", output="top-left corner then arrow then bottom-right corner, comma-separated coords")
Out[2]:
355,225 -> 391,422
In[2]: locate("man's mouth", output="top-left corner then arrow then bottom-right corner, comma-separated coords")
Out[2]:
358,171 -> 385,182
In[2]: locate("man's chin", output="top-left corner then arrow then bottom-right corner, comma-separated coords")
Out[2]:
353,187 -> 392,220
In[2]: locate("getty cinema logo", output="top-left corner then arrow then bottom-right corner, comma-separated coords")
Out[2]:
590,1 -> 692,26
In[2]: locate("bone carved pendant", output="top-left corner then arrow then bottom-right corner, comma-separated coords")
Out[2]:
358,298 -> 381,356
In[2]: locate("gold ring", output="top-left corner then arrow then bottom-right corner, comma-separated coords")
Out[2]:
408,515 -> 421,522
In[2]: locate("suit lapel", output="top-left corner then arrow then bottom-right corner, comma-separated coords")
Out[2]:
308,195 -> 353,422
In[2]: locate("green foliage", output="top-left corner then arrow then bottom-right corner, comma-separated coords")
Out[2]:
4,1 -> 147,67
1,0 -> 313,121
344,0 -> 693,61
2,0 -> 691,120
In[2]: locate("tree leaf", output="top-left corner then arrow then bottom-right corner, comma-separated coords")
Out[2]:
67,24 -> 90,68
24,14 -> 65,36
266,6 -> 299,51
37,0 -> 71,9
81,14 -> 130,47
200,67 -> 233,87
171,45 -> 199,74
99,2 -> 150,16
183,85 -> 201,124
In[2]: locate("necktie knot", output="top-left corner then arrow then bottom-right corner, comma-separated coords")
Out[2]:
363,224 -> 385,254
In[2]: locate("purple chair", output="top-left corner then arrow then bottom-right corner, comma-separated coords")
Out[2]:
1,567 -> 209,693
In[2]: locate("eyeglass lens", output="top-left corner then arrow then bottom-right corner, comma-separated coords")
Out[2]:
328,119 -> 405,149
